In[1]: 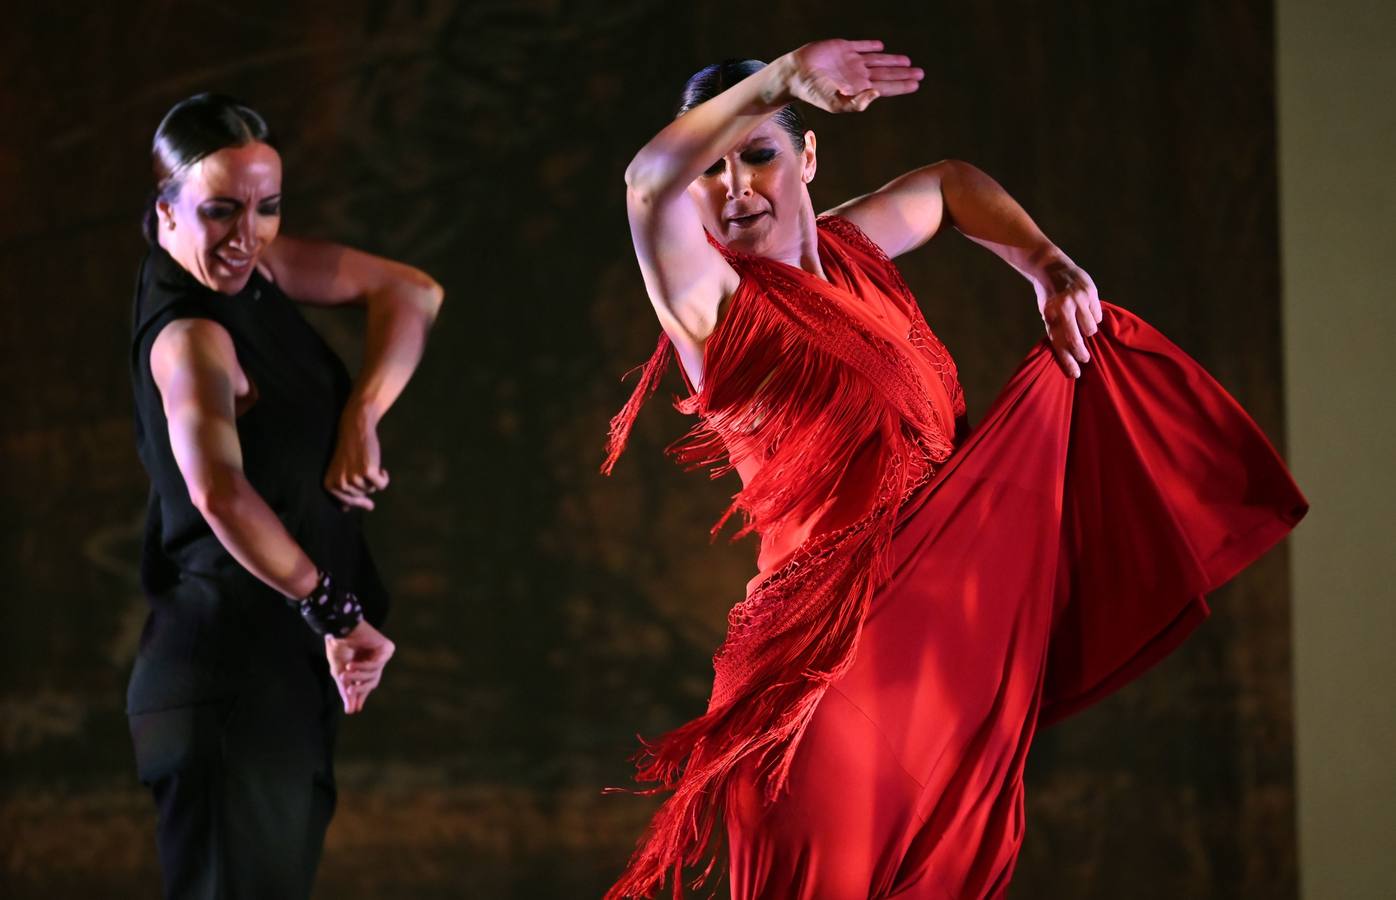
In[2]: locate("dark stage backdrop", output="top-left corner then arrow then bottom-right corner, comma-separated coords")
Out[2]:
0,1 -> 1293,897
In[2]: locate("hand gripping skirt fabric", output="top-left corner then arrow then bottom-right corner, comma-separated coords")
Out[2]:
722,303 -> 1307,899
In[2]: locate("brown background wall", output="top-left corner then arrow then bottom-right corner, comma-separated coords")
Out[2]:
0,1 -> 1295,897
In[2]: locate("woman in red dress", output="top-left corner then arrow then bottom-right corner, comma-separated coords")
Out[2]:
602,39 -> 1306,899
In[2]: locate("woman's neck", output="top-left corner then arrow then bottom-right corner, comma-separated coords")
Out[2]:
770,198 -> 826,280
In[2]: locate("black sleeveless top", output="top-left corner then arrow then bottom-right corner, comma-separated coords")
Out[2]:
128,244 -> 388,714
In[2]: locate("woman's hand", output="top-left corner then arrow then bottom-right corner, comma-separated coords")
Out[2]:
324,403 -> 390,511
1034,254 -> 1104,379
781,39 -> 923,114
325,620 -> 396,715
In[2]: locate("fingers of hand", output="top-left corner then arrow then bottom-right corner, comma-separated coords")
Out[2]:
845,88 -> 880,112
1063,315 -> 1089,365
867,79 -> 921,98
845,39 -> 885,53
338,667 -> 382,714
350,670 -> 383,694
337,670 -> 360,712
1055,322 -> 1088,368
333,673 -> 353,713
336,627 -> 393,713
1046,297 -> 1090,362
325,636 -> 352,673
1075,270 -> 1103,325
1074,295 -> 1099,339
1053,345 -> 1081,379
344,658 -> 387,682
867,65 -> 922,83
330,487 -> 375,511
862,53 -> 912,69
327,471 -> 375,509
352,680 -> 375,714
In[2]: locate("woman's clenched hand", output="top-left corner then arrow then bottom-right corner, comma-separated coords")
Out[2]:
324,403 -> 390,511
325,620 -> 396,715
1034,254 -> 1104,379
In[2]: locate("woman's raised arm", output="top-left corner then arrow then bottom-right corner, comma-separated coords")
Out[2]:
625,39 -> 922,366
262,235 -> 443,509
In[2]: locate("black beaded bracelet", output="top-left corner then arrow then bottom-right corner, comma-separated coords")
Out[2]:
289,569 -> 364,638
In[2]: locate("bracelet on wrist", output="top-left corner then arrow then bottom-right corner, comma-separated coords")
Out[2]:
289,569 -> 364,638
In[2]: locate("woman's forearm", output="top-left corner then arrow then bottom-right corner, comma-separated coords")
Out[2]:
192,466 -> 320,599
938,161 -> 1102,375
624,53 -> 796,200
346,275 -> 443,425
940,161 -> 1065,289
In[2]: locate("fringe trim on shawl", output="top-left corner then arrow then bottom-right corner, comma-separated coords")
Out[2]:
602,333 -> 673,476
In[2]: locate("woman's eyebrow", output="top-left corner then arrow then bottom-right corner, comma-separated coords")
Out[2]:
203,193 -> 283,204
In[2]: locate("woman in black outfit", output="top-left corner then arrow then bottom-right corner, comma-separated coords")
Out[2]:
127,94 -> 443,899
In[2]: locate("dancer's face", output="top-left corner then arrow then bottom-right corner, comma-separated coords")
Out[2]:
687,119 -> 817,257
157,141 -> 283,295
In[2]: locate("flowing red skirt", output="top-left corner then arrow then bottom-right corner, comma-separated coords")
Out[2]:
723,303 -> 1306,899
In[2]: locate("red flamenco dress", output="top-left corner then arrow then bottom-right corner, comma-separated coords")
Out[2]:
601,215 -> 1306,899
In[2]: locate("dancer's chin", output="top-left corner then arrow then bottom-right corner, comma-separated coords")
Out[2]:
722,225 -> 771,256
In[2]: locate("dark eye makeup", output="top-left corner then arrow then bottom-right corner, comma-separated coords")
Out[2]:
702,146 -> 778,178
200,202 -> 237,220
199,197 -> 283,219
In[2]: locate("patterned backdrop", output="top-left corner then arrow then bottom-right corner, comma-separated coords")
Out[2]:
0,1 -> 1293,896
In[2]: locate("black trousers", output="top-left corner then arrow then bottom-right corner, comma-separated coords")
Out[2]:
129,656 -> 340,900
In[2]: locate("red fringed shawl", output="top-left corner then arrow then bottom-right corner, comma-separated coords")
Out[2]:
600,216 -> 966,898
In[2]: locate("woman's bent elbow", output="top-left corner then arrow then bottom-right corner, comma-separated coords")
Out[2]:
189,474 -> 247,524
397,268 -> 444,320
623,153 -> 678,205
419,273 -> 445,318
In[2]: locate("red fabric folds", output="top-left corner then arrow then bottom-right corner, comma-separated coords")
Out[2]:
600,216 -> 1305,898
1036,309 -> 1308,722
